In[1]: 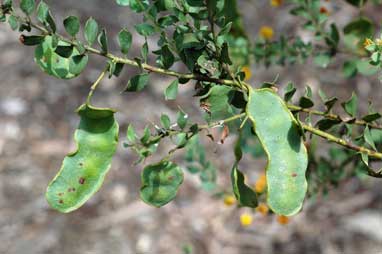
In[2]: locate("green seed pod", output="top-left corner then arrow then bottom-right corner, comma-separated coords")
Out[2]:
35,35 -> 88,79
46,104 -> 119,213
246,88 -> 308,216
140,160 -> 184,207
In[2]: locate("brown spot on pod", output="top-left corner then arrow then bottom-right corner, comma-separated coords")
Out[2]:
79,177 -> 85,184
19,35 -> 25,44
59,199 -> 64,204
58,192 -> 63,196
291,173 -> 297,177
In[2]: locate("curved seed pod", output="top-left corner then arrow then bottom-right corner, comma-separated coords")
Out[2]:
246,88 -> 308,216
35,36 -> 88,79
140,160 -> 184,207
46,104 -> 119,213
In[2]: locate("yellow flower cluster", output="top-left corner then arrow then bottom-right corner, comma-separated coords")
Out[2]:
259,26 -> 274,40
256,203 -> 269,215
240,213 -> 253,226
241,66 -> 252,81
270,0 -> 283,7
223,195 -> 236,206
254,173 -> 267,193
364,37 -> 382,47
364,38 -> 373,47
277,215 -> 290,225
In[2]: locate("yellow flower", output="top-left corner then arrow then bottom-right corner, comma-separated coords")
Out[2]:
363,38 -> 374,47
259,26 -> 274,40
242,66 -> 252,81
254,173 -> 267,193
256,203 -> 269,215
276,215 -> 290,225
376,39 -> 382,46
240,213 -> 253,227
223,195 -> 236,206
271,0 -> 283,7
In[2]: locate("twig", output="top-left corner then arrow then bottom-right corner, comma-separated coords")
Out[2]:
288,104 -> 382,130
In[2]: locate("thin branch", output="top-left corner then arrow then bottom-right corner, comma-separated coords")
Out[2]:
288,104 -> 382,130
301,123 -> 382,159
86,64 -> 110,104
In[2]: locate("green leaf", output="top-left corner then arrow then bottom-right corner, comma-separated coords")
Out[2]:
200,85 -> 234,122
220,42 -> 232,65
299,96 -> 314,108
20,0 -> 35,15
63,16 -> 80,37
364,126 -> 377,151
164,79 -> 179,100
69,54 -> 89,75
177,110 -> 188,129
37,1 -> 48,23
246,88 -> 308,216
157,45 -> 174,69
98,28 -> 108,54
326,23 -> 339,48
116,0 -> 149,12
116,0 -> 129,5
3,0 -> 12,9
362,113 -> 381,122
45,10 -> 56,33
345,0 -> 368,7
140,126 -> 151,144
141,40 -> 148,62
173,133 -> 188,147
140,161 -> 184,207
343,60 -> 357,78
160,114 -> 171,129
313,53 -> 331,68
341,92 -> 358,117
55,45 -> 74,58
19,22 -> 31,32
46,104 -> 119,213
35,36 -> 88,79
19,34 -> 45,46
124,73 -> 149,92
316,118 -> 342,131
356,59 -> 379,76
84,17 -> 99,46
126,124 -> 136,143
344,17 -> 374,39
284,82 -> 297,102
231,164 -> 258,208
135,23 -> 155,37
8,15 -> 18,30
112,62 -> 124,77
118,29 -> 132,54
218,22 -> 232,37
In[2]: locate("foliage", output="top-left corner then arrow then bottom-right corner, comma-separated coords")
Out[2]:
1,0 -> 382,219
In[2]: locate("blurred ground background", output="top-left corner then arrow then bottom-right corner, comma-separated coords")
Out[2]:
1,1 -> 382,254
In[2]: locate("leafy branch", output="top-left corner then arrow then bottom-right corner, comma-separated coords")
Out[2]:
8,9 -> 382,163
